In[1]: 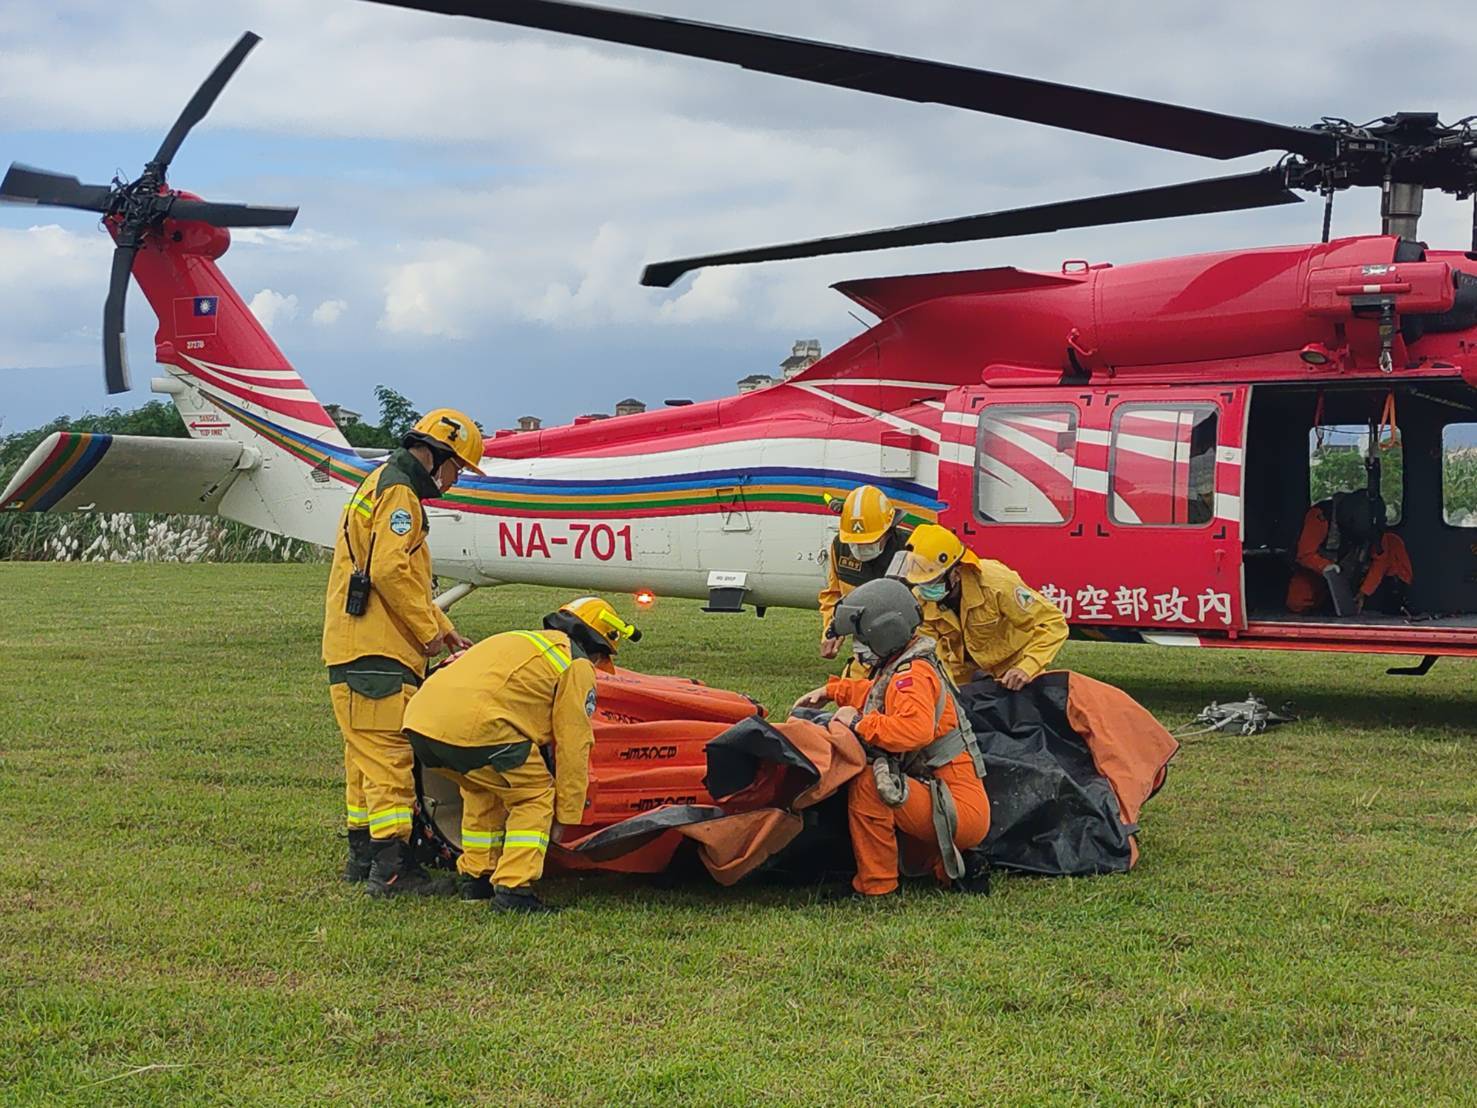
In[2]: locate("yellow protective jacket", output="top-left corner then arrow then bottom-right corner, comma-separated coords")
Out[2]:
322,450 -> 453,677
817,526 -> 913,644
402,629 -> 598,825
919,555 -> 1068,685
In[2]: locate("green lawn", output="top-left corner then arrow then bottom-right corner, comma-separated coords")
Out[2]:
2,564 -> 1474,1106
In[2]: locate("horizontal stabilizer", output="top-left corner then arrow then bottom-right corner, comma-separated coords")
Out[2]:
834,266 -> 1084,319
1,432 -> 248,514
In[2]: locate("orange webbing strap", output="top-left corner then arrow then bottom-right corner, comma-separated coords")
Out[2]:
1379,391 -> 1401,450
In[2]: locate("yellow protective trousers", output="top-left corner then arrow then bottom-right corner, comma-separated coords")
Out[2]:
439,745 -> 555,888
331,682 -> 418,842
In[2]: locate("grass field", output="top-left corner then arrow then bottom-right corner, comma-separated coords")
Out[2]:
2,564 -> 1475,1106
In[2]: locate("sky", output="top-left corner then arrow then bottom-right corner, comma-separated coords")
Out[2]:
3,0 -> 1476,434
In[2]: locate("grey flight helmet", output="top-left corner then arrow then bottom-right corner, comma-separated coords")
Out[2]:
830,578 -> 922,660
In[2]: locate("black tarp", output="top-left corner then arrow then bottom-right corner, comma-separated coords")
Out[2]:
958,673 -> 1137,876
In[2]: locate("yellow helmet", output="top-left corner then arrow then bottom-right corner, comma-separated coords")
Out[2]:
553,595 -> 642,655
406,408 -> 485,475
838,484 -> 898,545
900,523 -> 968,585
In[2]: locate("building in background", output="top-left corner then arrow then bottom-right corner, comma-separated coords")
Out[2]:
516,415 -> 542,433
735,339 -> 825,394
323,404 -> 362,429
736,374 -> 775,394
780,339 -> 823,378
615,398 -> 647,416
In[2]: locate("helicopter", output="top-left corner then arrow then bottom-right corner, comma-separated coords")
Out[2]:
5,5 -> 1477,673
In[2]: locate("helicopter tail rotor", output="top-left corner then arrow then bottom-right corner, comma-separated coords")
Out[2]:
0,31 -> 298,395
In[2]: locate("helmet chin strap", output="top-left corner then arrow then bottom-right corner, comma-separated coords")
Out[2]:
542,609 -> 611,660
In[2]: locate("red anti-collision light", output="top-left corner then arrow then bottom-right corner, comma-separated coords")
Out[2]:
1299,343 -> 1334,366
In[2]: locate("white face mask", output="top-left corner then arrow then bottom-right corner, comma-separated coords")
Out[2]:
846,539 -> 885,562
853,643 -> 879,668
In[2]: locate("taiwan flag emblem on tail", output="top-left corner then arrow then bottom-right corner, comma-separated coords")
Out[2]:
173,295 -> 220,338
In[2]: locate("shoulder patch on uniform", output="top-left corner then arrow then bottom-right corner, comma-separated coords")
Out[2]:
585,689 -> 598,717
389,508 -> 413,536
893,675 -> 914,691
1014,585 -> 1035,611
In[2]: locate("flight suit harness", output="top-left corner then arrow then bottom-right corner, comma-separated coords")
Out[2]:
858,637 -> 986,881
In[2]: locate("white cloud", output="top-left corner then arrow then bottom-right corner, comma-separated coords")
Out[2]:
378,242 -> 497,339
247,289 -> 299,329
0,224 -> 110,370
3,0 -> 1477,428
232,228 -> 357,253
312,298 -> 348,325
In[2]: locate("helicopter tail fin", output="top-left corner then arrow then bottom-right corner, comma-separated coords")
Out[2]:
1,222 -> 377,549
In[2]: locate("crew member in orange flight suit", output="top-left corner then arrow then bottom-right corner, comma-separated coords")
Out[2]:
1286,489 -> 1413,615
794,578 -> 989,898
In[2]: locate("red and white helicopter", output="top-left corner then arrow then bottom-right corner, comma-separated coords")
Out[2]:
6,5 -> 1477,672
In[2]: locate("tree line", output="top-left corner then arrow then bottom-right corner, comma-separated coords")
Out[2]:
0,387 -> 422,561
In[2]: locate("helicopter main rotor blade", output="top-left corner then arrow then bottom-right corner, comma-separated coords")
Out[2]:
102,242 -> 140,394
640,169 -> 1303,288
363,0 -> 1335,161
1,163 -> 113,211
151,31 -> 262,172
168,199 -> 299,228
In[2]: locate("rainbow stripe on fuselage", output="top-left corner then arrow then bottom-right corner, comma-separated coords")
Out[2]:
210,393 -> 941,524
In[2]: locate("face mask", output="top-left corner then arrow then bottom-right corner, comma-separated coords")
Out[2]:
846,540 -> 884,561
916,581 -> 949,602
853,643 -> 878,668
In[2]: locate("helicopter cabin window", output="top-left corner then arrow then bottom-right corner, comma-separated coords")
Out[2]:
974,405 -> 1078,524
1109,405 -> 1217,526
1443,423 -> 1477,527
1308,425 -> 1403,525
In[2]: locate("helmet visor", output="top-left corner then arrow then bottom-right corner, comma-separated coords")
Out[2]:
898,550 -> 952,586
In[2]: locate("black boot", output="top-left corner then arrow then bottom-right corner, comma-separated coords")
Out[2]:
953,851 -> 992,896
491,885 -> 559,914
343,829 -> 374,883
458,874 -> 494,901
365,839 -> 456,898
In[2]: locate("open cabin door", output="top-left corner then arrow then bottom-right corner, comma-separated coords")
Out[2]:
940,385 -> 1249,637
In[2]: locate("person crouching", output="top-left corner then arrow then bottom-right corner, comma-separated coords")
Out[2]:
793,578 -> 990,899
402,597 -> 641,913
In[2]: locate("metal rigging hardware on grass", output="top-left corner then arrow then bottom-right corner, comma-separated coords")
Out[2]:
0,32 -> 298,394
364,0 -> 1477,285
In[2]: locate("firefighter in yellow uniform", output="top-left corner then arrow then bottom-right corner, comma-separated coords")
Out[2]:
900,523 -> 1068,692
323,408 -> 484,897
817,485 -> 913,676
403,597 -> 641,914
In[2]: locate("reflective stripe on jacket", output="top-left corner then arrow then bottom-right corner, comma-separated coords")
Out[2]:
322,450 -> 453,675
402,629 -> 598,824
